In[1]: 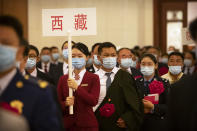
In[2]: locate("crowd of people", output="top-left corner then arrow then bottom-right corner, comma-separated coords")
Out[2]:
1,15 -> 197,131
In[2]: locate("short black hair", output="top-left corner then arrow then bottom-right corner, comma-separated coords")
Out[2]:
20,39 -> 29,57
184,51 -> 196,60
147,46 -> 161,53
140,53 -> 158,64
50,46 -> 58,52
61,41 -> 76,50
161,53 -> 168,57
0,15 -> 23,40
117,48 -> 131,55
98,42 -> 116,55
72,42 -> 90,56
168,52 -> 184,61
41,47 -> 50,53
29,45 -> 39,56
189,18 -> 197,42
91,43 -> 102,53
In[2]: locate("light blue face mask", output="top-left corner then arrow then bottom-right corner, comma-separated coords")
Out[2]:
0,44 -> 17,72
25,58 -> 36,69
131,60 -> 137,68
62,49 -> 68,59
52,53 -> 59,61
93,55 -> 101,66
102,57 -> 117,69
120,58 -> 133,69
86,58 -> 93,66
140,66 -> 155,76
169,66 -> 182,75
41,55 -> 50,62
72,58 -> 86,69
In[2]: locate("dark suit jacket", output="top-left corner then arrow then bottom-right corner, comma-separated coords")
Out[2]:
0,70 -> 61,131
168,73 -> 197,130
135,75 -> 170,131
86,65 -> 96,73
57,71 -> 100,129
49,63 -> 64,86
130,67 -> 142,78
95,69 -> 144,131
37,61 -> 59,75
25,68 -> 55,86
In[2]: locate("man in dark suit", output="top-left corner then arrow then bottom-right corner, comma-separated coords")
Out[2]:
117,47 -> 142,79
25,45 -> 55,85
168,18 -> 197,130
86,43 -> 102,73
49,40 -> 76,86
0,15 -> 61,130
94,42 -> 144,131
36,47 -> 54,74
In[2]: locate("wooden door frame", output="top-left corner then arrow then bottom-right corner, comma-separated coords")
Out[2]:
153,0 -> 197,53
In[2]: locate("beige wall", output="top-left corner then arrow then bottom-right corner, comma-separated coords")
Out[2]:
28,0 -> 153,51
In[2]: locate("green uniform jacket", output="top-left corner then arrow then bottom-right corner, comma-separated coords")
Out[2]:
95,69 -> 144,131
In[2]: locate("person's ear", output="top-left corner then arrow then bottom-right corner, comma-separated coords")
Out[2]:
155,63 -> 158,70
36,56 -> 40,63
86,55 -> 89,61
117,56 -> 121,64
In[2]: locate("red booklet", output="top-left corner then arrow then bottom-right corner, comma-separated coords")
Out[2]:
144,94 -> 159,104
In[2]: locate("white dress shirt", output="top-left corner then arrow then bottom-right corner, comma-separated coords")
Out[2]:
93,67 -> 119,111
93,64 -> 100,72
0,69 -> 17,95
41,62 -> 50,72
63,62 -> 69,75
72,68 -> 86,86
30,68 -> 37,77
184,66 -> 195,74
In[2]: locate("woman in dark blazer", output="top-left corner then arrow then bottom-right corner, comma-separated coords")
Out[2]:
57,42 -> 100,131
135,54 -> 170,131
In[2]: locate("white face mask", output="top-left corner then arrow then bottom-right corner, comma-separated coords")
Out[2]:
184,59 -> 192,67
140,66 -> 155,76
169,66 -> 182,75
160,58 -> 168,64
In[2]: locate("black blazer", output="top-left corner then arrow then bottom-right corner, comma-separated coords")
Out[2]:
168,73 -> 197,130
135,75 -> 170,131
49,63 -> 64,86
37,61 -> 59,75
86,65 -> 96,73
130,67 -> 142,78
25,68 -> 55,86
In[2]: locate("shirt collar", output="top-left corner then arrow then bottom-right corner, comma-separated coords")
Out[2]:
63,62 -> 68,68
31,68 -> 37,77
0,68 -> 17,95
93,64 -> 99,72
73,68 -> 86,79
99,66 -> 119,77
144,76 -> 154,82
168,71 -> 183,81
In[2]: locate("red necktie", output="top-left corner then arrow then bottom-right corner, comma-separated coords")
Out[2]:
75,74 -> 80,80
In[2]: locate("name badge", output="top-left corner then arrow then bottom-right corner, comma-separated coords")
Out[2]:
81,84 -> 88,87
